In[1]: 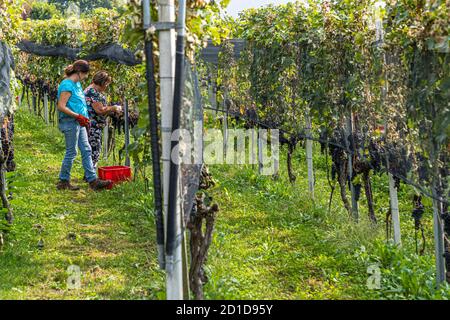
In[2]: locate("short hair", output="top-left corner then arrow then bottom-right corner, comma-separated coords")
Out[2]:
92,71 -> 112,87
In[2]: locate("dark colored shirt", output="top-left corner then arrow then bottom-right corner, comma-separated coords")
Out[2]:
84,85 -> 107,128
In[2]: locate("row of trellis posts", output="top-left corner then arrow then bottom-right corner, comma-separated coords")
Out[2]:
200,2 -> 448,288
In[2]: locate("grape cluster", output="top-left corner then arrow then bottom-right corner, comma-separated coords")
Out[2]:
109,109 -> 139,135
1,115 -> 15,172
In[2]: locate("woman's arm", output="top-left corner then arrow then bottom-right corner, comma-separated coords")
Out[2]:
57,92 -> 79,118
91,101 -> 119,115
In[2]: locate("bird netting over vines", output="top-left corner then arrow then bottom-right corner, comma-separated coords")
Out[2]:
0,41 -> 15,118
180,59 -> 204,227
16,40 -> 141,66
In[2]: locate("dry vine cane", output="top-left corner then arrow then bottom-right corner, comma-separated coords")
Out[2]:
187,165 -> 219,300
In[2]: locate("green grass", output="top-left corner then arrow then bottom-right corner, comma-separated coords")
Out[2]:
201,121 -> 448,299
0,111 -> 165,300
0,110 -> 447,300
204,162 -> 374,299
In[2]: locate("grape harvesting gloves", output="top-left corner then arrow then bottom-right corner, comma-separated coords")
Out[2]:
75,114 -> 90,127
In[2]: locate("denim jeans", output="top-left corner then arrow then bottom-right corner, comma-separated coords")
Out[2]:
58,119 -> 97,183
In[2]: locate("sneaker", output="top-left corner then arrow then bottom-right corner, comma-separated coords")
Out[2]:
56,180 -> 80,191
89,179 -> 112,191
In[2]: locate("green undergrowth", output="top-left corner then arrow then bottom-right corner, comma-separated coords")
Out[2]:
0,110 -> 447,300
0,111 -> 164,299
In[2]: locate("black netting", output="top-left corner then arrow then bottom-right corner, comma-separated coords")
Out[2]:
200,39 -> 246,65
180,59 -> 203,225
17,40 -> 141,66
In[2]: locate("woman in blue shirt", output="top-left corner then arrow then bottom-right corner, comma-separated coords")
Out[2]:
56,60 -> 111,191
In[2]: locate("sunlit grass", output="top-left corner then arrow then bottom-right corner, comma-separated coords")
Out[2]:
0,110 -> 444,300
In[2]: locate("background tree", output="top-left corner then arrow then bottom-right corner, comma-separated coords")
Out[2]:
29,1 -> 60,20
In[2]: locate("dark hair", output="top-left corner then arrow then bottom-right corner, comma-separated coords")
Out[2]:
64,60 -> 90,77
92,71 -> 112,87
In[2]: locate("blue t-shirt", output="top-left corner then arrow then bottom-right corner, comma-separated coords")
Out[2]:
57,79 -> 88,120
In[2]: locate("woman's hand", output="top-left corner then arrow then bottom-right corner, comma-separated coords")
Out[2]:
75,114 -> 90,127
112,105 -> 123,113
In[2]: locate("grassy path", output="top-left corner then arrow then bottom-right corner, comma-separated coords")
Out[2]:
0,110 -> 439,299
0,111 -> 164,299
205,163 -> 375,299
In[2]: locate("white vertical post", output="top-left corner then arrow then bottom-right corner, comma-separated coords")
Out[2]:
251,127 -> 256,166
258,129 -> 263,174
272,129 -> 280,176
388,174 -> 401,245
43,93 -> 49,125
157,0 -> 182,300
305,109 -> 314,198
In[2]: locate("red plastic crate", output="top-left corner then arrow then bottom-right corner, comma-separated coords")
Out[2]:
98,166 -> 132,189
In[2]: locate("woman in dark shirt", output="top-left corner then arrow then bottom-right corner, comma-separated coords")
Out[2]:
84,71 -> 122,170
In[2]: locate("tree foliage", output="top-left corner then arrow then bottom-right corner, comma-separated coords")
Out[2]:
29,1 -> 61,20
209,0 -> 449,225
